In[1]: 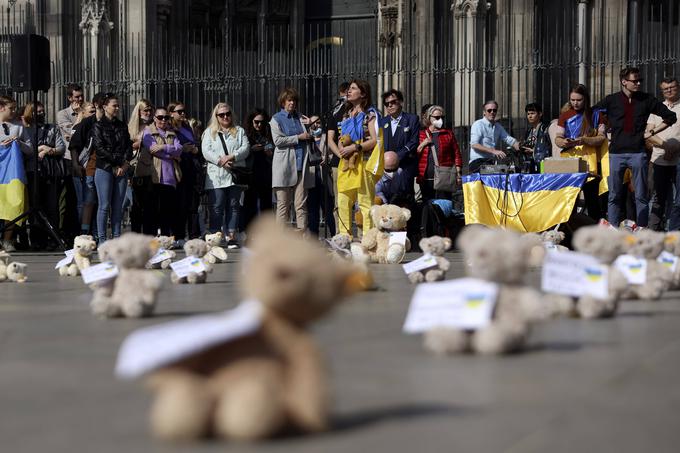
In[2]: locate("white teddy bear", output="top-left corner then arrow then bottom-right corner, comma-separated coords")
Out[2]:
58,235 -> 97,277
203,232 -> 228,264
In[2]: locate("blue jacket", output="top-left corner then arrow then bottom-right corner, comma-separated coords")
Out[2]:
379,112 -> 420,179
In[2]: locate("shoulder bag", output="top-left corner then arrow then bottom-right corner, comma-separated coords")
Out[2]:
218,131 -> 253,187
430,131 -> 457,193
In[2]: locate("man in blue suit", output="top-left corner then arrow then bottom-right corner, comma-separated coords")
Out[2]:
379,89 -> 420,198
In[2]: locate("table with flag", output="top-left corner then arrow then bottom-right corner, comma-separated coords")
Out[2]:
462,172 -> 588,232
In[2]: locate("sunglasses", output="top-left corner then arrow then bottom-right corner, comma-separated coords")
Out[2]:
430,115 -> 444,120
155,115 -> 171,121
253,119 -> 264,124
486,109 -> 498,113
216,111 -> 232,118
384,99 -> 399,107
626,78 -> 643,84
174,109 -> 186,115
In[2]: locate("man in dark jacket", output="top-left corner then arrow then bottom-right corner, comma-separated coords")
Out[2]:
594,67 -> 677,227
379,89 -> 419,197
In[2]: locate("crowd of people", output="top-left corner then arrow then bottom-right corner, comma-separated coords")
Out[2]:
0,67 -> 678,252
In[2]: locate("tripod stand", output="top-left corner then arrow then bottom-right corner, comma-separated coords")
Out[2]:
0,90 -> 67,251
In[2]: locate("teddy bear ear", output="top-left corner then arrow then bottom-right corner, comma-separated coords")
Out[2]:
418,237 -> 429,250
401,207 -> 411,221
369,204 -> 381,219
149,238 -> 160,254
443,237 -> 452,250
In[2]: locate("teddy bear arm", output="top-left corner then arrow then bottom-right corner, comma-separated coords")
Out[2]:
212,246 -> 228,261
361,229 -> 378,249
436,256 -> 451,271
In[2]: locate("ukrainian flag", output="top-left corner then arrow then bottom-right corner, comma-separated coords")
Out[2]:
463,172 -> 587,233
0,141 -> 27,222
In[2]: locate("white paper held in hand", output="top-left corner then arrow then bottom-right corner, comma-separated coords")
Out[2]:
541,250 -> 608,299
115,300 -> 263,379
55,249 -> 75,269
170,255 -> 207,278
614,254 -> 647,285
657,251 -> 678,273
389,231 -> 408,247
402,253 -> 438,274
147,248 -> 173,266
402,278 -> 498,334
81,261 -> 119,284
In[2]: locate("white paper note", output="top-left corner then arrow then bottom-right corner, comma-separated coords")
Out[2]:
657,251 -> 678,273
115,300 -> 263,379
541,250 -> 609,299
147,248 -> 173,266
544,242 -> 558,251
81,261 -> 119,284
389,231 -> 408,247
614,254 -> 647,285
55,249 -> 75,269
170,256 -> 207,278
402,278 -> 498,334
402,254 -> 438,274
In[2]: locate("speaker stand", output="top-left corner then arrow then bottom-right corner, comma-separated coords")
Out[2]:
0,90 -> 67,251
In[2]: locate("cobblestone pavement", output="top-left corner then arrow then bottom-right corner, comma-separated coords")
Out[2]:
2,250 -> 680,453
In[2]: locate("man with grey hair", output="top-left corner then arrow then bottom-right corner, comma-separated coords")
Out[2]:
468,100 -> 519,173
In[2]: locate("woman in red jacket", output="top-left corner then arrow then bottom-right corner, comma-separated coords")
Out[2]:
416,105 -> 462,201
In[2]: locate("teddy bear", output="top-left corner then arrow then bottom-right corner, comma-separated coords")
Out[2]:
619,229 -> 673,301
541,230 -> 569,252
90,233 -> 165,318
547,225 -> 630,319
354,204 -> 411,264
423,225 -> 553,355
146,236 -> 177,270
326,233 -> 353,262
171,239 -> 212,284
0,261 -> 28,282
0,251 -> 10,281
58,234 -> 97,277
204,232 -> 228,264
407,236 -> 452,284
119,215 -> 360,442
339,134 -> 357,171
662,231 -> 680,289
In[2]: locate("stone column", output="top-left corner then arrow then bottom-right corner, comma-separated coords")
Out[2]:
451,0 -> 489,127
79,0 -> 114,93
577,0 -> 588,84
378,0 -> 403,100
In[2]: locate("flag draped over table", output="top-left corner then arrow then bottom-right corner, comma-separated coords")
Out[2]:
0,141 -> 27,222
462,172 -> 588,233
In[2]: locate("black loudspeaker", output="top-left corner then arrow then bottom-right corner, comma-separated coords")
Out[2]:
10,34 -> 51,92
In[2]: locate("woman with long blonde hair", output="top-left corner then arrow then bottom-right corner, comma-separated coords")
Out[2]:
201,102 -> 250,247
127,99 -> 154,234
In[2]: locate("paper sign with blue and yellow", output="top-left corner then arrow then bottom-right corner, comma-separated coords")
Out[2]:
0,141 -> 27,222
462,172 -> 587,233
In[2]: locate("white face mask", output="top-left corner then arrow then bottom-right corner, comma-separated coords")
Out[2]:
384,170 -> 395,178
432,118 -> 443,129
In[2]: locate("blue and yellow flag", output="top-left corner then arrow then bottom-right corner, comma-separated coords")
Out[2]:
0,141 -> 27,222
463,172 -> 587,232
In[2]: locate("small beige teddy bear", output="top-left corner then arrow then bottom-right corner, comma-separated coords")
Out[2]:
90,233 -> 165,318
204,232 -> 228,264
619,229 -> 673,301
550,225 -> 629,319
171,239 -> 213,284
58,234 -> 97,277
355,204 -> 411,264
423,226 -> 553,355
146,236 -> 176,270
541,230 -> 569,252
0,251 -> 11,281
1,261 -> 28,282
407,236 -> 452,284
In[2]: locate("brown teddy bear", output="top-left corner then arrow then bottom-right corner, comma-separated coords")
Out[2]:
407,236 -> 452,283
354,204 -> 411,264
90,233 -> 164,318
116,216 -> 359,442
339,134 -> 357,171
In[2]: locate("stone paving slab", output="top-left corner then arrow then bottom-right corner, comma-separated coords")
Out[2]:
1,250 -> 680,453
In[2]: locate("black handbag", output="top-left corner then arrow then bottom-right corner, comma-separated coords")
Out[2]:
218,131 -> 253,187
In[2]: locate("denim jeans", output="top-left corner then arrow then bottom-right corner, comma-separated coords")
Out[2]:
208,185 -> 243,234
668,164 -> 680,231
648,163 -> 680,231
95,168 -> 128,243
73,176 -> 96,220
607,152 -> 649,227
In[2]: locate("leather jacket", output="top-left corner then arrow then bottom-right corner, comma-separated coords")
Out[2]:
93,115 -> 132,172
